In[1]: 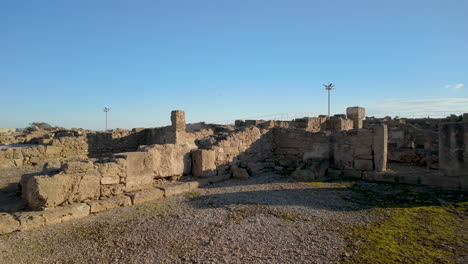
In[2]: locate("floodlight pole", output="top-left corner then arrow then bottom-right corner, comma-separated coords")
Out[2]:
323,83 -> 335,116
103,107 -> 111,131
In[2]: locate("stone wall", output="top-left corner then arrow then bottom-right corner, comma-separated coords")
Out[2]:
439,121 -> 467,190
21,141 -> 198,210
274,124 -> 387,178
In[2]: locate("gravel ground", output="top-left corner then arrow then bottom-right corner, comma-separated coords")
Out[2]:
0,173 -> 381,263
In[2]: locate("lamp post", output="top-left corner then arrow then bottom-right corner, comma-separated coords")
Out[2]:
323,83 -> 334,116
103,107 -> 111,131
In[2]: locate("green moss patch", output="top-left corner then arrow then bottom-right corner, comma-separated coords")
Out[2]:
344,206 -> 467,264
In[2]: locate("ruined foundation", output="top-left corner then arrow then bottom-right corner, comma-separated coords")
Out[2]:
0,107 -> 467,234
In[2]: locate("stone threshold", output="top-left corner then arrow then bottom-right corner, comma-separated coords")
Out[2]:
0,174 -> 231,235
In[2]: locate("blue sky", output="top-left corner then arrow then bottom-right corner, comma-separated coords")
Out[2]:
1,0 -> 467,130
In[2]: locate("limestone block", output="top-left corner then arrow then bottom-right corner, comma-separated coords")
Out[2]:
15,211 -> 46,231
343,169 -> 362,178
127,188 -> 165,205
115,152 -> 154,192
291,169 -> 316,181
88,195 -> 132,213
231,166 -> 249,180
354,159 -> 373,171
45,146 -> 62,155
22,172 -> 100,209
373,124 -> 388,172
439,122 -> 467,177
101,176 -> 120,185
140,143 -> 196,179
171,110 -> 186,132
156,182 -> 191,197
196,174 -> 231,187
354,146 -> 372,160
346,107 -> 366,120
0,213 -> 20,234
62,161 -> 95,174
192,149 -> 217,178
42,203 -> 90,225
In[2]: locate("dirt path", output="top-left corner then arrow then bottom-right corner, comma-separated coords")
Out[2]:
0,173 -> 466,263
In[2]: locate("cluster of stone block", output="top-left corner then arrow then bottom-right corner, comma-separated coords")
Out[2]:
0,175 -> 229,235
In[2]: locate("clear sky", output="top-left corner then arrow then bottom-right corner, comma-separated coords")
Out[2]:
1,0 -> 467,130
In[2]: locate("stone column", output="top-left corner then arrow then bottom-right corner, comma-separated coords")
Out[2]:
439,122 -> 467,177
171,110 -> 186,132
463,113 -> 468,123
192,149 -> 217,178
373,123 -> 388,172
346,107 -> 365,129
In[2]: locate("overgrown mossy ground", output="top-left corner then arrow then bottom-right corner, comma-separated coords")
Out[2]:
295,178 -> 467,263
344,205 -> 467,264
340,180 -> 467,264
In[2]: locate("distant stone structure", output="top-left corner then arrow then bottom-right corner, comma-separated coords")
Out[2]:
0,108 -> 467,235
0,128 -> 16,134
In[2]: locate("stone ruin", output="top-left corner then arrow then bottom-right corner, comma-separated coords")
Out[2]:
0,107 -> 467,234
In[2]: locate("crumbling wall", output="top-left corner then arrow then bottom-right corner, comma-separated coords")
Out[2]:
192,126 -> 275,178
21,142 -> 197,209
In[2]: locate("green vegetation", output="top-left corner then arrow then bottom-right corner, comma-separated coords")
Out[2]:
341,181 -> 468,264
298,181 -> 354,189
344,206 -> 467,264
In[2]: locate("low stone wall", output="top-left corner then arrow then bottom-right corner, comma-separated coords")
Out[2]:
20,141 -> 201,210
1,175 -> 229,235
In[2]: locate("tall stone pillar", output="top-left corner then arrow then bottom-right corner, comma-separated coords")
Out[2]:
439,122 -> 467,177
346,107 -> 365,129
373,123 -> 387,172
171,110 -> 186,132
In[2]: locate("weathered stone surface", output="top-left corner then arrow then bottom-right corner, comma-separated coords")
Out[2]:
232,166 -> 249,180
439,122 -> 467,177
115,152 -> 153,192
45,146 -> 62,155
22,172 -> 100,209
61,160 -> 94,174
291,169 -> 316,181
373,124 -> 388,172
156,182 -> 192,197
88,195 -> 131,213
192,149 -> 217,178
15,211 -> 46,231
171,110 -> 186,132
141,143 -> 196,179
354,159 -> 373,171
128,188 -> 165,205
196,174 -> 231,187
343,169 -> 362,178
42,203 -> 90,225
327,168 -> 343,178
346,107 -> 366,120
346,107 -> 366,129
101,176 -> 120,185
0,213 -> 20,234
43,160 -> 61,169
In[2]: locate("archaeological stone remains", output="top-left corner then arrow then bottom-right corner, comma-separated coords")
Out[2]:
0,108 -> 467,234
